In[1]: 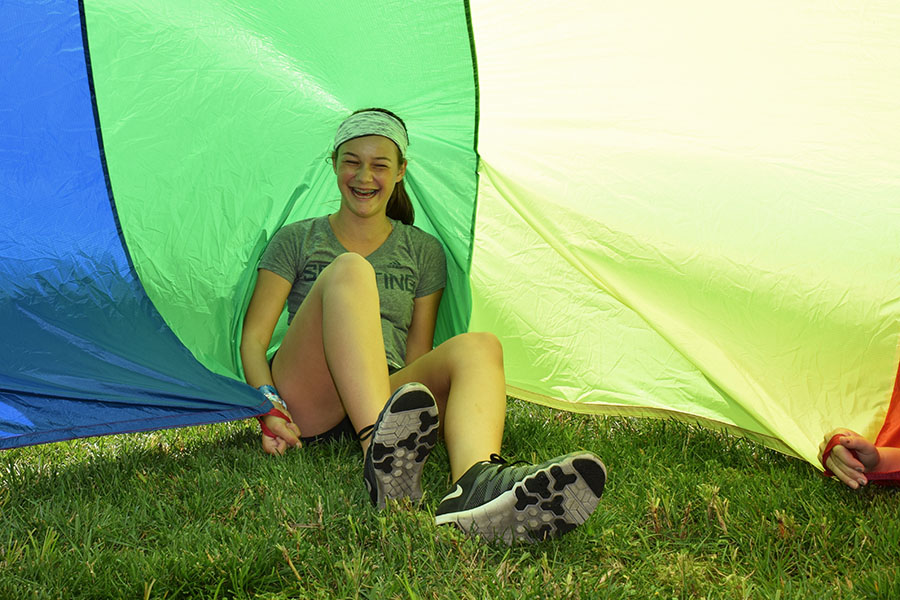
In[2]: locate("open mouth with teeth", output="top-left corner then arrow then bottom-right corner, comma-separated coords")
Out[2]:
351,187 -> 378,199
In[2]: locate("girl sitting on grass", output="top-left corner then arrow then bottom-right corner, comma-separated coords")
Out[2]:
239,108 -> 607,544
819,429 -> 900,488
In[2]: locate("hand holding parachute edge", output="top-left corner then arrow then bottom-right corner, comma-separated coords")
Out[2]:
819,429 -> 877,489
256,385 -> 302,455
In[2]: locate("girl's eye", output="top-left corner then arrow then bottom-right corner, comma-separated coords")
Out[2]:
343,160 -> 359,166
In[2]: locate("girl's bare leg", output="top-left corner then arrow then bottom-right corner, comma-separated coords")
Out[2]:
391,332 -> 507,481
401,334 -> 607,545
272,253 -> 390,454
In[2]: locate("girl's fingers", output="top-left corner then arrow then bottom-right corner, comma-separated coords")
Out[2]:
827,452 -> 867,489
831,445 -> 865,472
262,434 -> 288,456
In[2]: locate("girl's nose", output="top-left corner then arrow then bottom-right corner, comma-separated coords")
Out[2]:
355,165 -> 373,182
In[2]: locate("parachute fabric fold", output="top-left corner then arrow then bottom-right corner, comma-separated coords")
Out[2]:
1,0 -> 899,468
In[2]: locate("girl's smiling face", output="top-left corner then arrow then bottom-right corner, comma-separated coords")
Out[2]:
334,135 -> 406,220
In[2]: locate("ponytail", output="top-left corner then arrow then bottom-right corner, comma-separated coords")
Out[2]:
387,179 -> 414,225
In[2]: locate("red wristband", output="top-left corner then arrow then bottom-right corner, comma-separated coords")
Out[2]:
257,407 -> 291,439
820,434 -> 844,477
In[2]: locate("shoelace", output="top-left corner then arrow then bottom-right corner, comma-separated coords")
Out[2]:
487,453 -> 530,469
357,424 -> 375,442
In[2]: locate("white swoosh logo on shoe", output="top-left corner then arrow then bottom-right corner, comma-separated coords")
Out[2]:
443,484 -> 463,501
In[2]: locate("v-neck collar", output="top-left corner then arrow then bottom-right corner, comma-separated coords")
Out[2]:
324,215 -> 396,259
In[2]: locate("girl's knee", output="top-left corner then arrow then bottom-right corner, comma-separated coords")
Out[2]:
448,332 -> 503,365
322,252 -> 375,285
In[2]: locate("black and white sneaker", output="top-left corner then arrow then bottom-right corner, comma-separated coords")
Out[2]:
434,452 -> 606,544
362,382 -> 440,509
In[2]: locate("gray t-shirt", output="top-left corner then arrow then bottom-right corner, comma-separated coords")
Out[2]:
258,215 -> 447,369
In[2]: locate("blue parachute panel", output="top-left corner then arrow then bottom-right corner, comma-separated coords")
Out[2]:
0,0 -> 267,450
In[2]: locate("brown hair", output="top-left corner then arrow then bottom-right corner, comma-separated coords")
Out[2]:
332,108 -> 414,225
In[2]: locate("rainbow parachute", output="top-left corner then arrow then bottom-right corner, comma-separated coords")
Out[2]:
3,0 -> 899,465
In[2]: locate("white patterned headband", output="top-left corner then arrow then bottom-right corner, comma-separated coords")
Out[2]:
333,110 -> 409,158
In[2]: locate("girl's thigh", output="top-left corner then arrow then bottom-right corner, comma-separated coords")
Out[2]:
389,332 -> 504,420
388,337 -> 461,417
271,283 -> 346,437
390,357 -> 443,409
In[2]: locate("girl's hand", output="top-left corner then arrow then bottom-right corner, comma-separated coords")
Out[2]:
261,413 -> 302,455
256,384 -> 302,455
819,429 -> 880,489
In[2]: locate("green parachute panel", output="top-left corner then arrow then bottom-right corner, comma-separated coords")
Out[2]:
85,0 -> 478,377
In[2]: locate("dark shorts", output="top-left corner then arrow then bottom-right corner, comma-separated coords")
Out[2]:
301,416 -> 358,445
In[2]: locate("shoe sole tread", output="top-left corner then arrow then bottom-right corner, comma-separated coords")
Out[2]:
369,385 -> 439,509
435,452 -> 606,544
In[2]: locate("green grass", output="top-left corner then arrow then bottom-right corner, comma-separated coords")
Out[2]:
1,399 -> 898,599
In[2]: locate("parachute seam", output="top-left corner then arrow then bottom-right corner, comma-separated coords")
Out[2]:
77,0 -> 139,280
462,0 -> 480,332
